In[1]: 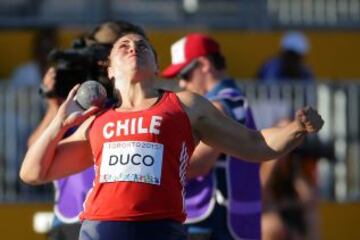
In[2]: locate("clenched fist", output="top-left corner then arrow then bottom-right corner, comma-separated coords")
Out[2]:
295,106 -> 324,133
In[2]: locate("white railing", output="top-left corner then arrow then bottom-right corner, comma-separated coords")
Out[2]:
1,81 -> 359,202
0,82 -> 52,202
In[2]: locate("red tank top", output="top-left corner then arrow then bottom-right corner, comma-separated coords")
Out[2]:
80,91 -> 194,222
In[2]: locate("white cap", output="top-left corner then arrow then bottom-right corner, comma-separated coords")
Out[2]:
281,31 -> 309,55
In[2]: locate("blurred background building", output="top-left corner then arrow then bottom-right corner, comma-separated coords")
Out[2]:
0,1 -> 360,239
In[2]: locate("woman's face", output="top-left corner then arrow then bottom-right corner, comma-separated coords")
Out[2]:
108,33 -> 158,82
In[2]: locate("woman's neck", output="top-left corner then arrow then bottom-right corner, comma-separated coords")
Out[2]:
114,78 -> 160,111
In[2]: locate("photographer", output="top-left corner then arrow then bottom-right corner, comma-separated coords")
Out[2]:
27,20 -> 144,240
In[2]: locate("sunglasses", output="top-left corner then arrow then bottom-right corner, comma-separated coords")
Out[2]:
177,59 -> 199,81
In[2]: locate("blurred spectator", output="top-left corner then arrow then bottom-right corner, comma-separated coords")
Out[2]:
255,31 -> 320,240
10,27 -> 57,87
0,27 -> 57,202
257,31 -> 314,83
260,119 -> 321,240
162,33 -> 261,240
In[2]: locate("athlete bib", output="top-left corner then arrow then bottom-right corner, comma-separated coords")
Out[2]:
100,141 -> 164,185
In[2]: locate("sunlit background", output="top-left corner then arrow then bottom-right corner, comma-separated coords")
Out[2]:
0,1 -> 359,239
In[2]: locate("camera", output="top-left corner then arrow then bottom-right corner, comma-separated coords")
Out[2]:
40,38 -> 112,98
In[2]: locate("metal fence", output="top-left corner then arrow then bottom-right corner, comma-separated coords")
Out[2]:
238,82 -> 360,201
0,81 -> 360,202
0,0 -> 359,29
0,83 -> 52,202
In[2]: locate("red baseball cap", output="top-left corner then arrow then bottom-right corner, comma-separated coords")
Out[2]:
161,33 -> 220,78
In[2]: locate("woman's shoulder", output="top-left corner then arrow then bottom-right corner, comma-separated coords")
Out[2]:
175,90 -> 202,107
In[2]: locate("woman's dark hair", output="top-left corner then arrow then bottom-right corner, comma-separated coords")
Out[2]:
85,20 -> 148,45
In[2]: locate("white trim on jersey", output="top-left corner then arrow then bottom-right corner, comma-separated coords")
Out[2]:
179,142 -> 189,213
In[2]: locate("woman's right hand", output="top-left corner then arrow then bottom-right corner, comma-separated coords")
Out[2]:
55,84 -> 100,130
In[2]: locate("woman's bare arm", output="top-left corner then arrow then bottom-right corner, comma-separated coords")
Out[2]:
20,86 -> 99,185
177,91 -> 323,163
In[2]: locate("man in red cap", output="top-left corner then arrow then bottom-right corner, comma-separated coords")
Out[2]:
162,33 -> 262,240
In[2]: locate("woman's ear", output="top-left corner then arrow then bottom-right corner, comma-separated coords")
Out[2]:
108,66 -> 114,79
